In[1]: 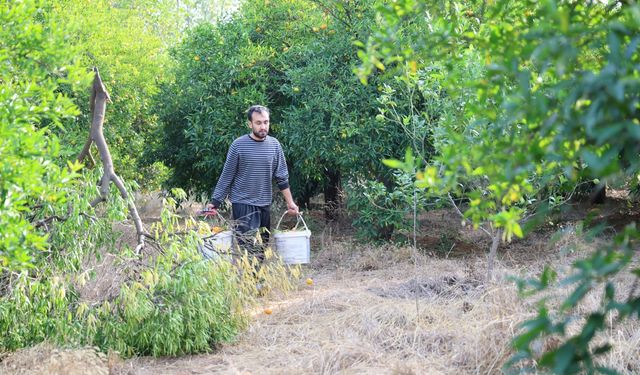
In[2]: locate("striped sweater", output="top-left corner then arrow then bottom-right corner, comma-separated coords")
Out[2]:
210,134 -> 290,208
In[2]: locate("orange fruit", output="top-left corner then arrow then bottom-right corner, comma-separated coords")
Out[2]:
211,226 -> 224,234
263,308 -> 272,315
320,24 -> 327,30
306,278 -> 314,286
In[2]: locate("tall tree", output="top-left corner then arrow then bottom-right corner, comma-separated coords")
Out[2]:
359,0 -> 640,371
156,0 -> 413,220
0,0 -> 89,269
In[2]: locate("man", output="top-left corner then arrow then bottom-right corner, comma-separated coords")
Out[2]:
206,105 -> 299,261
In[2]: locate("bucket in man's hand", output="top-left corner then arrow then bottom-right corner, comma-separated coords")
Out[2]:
197,210 -> 233,261
198,230 -> 233,260
273,212 -> 311,264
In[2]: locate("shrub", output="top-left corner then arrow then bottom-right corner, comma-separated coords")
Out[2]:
346,170 -> 428,241
0,182 -> 246,356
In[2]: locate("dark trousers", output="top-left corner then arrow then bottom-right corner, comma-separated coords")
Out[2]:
232,203 -> 271,262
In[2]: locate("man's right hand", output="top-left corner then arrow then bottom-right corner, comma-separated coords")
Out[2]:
201,204 -> 218,217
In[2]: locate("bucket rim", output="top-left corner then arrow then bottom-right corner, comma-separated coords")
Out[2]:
273,229 -> 311,238
202,230 -> 233,241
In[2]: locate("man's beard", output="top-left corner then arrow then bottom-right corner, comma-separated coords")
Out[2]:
253,129 -> 267,139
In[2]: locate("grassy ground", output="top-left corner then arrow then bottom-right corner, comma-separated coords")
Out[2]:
2,197 -> 640,374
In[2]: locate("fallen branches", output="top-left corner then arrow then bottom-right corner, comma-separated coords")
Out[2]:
33,203 -> 73,232
85,67 -> 146,254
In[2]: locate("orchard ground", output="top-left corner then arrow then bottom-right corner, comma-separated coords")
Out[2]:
2,192 -> 639,374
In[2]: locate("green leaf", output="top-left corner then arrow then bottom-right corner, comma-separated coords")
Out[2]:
540,266 -> 557,288
512,223 -> 524,238
513,313 -> 551,350
592,344 -> 612,355
562,282 -> 592,311
383,159 -> 405,169
548,343 -> 576,374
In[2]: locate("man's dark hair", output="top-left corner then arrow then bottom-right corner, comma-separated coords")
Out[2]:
247,105 -> 270,121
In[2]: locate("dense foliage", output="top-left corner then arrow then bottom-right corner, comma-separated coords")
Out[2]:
359,0 -> 640,372
0,0 -> 246,357
0,0 -> 88,269
154,0 -> 416,216
45,0 -> 179,185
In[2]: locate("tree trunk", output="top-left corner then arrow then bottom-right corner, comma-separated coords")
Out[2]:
487,228 -> 502,281
324,167 -> 342,222
88,67 -> 146,254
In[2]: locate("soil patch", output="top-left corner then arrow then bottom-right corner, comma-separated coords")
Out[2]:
369,275 -> 484,299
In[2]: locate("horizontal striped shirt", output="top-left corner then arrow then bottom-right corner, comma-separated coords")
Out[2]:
211,134 -> 290,208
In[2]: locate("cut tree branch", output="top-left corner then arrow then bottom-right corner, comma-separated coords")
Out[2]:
34,203 -> 73,231
77,134 -> 96,167
87,67 -> 146,254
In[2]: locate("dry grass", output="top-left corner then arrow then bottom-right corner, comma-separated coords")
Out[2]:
3,203 -> 640,375
0,343 -> 111,375
206,245 -> 532,375
112,232 -> 638,375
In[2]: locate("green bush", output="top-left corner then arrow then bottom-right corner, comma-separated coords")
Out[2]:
94,238 -> 243,356
0,183 -> 246,356
154,0 -> 412,208
46,0 -> 178,185
346,170 -> 428,241
0,0 -> 89,269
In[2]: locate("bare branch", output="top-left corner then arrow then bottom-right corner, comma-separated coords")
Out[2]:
447,193 -> 492,237
86,67 -> 147,254
77,135 -> 91,163
33,203 -> 73,230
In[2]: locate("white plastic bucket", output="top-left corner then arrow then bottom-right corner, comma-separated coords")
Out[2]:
199,230 -> 233,260
273,212 -> 311,264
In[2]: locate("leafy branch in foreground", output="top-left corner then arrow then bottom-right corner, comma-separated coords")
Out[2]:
358,0 -> 640,372
508,223 -> 640,374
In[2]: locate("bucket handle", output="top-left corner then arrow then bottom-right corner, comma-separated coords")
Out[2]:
200,211 -> 231,240
214,211 -> 230,226
275,211 -> 308,232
